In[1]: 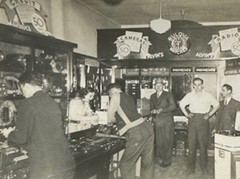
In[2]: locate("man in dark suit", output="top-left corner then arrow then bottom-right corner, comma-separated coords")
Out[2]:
214,84 -> 240,133
150,78 -> 176,167
1,72 -> 75,179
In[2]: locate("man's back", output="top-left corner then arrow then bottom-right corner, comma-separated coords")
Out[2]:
8,91 -> 75,178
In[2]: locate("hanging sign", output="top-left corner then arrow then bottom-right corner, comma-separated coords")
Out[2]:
141,67 -> 169,76
213,28 -> 239,52
171,67 -> 192,72
226,59 -> 240,69
0,0 -> 51,35
211,27 -> 240,57
114,31 -> 164,59
225,58 -> 240,75
195,67 -> 217,72
168,32 -> 190,55
224,69 -> 240,75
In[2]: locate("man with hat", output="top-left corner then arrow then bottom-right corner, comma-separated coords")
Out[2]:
150,78 -> 176,167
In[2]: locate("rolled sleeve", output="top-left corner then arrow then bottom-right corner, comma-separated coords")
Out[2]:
107,93 -> 120,123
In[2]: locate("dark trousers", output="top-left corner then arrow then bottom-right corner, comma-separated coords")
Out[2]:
120,121 -> 155,179
48,169 -> 75,179
187,113 -> 209,171
154,123 -> 174,164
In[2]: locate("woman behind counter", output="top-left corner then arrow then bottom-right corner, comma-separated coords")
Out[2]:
68,87 -> 99,133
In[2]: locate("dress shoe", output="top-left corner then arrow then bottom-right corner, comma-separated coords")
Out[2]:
157,159 -> 164,166
161,162 -> 171,168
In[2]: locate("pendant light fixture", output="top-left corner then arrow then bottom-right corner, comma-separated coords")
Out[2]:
150,0 -> 171,34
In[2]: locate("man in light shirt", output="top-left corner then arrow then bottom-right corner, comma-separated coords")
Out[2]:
179,77 -> 219,175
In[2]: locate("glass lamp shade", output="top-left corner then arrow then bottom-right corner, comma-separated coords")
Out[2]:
0,51 -> 4,61
150,17 -> 171,34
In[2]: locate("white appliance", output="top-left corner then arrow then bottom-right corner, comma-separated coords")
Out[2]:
215,134 -> 240,179
234,111 -> 240,131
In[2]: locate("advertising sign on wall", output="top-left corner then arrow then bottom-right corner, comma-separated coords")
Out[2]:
114,30 -> 164,59
225,58 -> 240,75
0,0 -> 51,35
214,28 -> 239,51
97,21 -> 240,61
168,32 -> 190,55
209,28 -> 240,59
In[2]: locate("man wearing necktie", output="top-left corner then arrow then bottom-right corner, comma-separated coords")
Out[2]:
150,78 -> 176,167
214,84 -> 240,134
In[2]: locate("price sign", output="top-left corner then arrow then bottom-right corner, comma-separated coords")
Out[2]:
31,13 -> 47,34
231,41 -> 240,56
118,44 -> 131,57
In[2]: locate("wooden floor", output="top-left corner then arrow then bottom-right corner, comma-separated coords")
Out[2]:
154,155 -> 214,179
110,154 -> 215,179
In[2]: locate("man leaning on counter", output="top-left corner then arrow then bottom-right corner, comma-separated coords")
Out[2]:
107,82 -> 155,179
1,72 -> 75,179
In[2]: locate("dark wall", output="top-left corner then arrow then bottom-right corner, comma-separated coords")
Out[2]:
97,20 -> 240,60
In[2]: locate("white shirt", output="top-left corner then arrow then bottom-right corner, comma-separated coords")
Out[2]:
157,91 -> 163,98
69,98 -> 85,120
107,93 -> 120,123
180,90 -> 219,114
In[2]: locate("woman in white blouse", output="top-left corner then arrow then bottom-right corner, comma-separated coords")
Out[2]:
68,87 -> 99,133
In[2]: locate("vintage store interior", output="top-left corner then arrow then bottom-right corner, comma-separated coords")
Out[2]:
0,0 -> 240,178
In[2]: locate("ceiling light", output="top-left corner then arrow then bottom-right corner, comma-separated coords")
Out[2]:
150,0 -> 171,34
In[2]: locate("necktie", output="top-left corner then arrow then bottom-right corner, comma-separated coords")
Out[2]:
224,99 -> 228,105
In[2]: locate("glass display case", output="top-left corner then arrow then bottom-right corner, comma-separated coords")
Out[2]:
0,23 -> 77,179
0,23 -> 77,131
